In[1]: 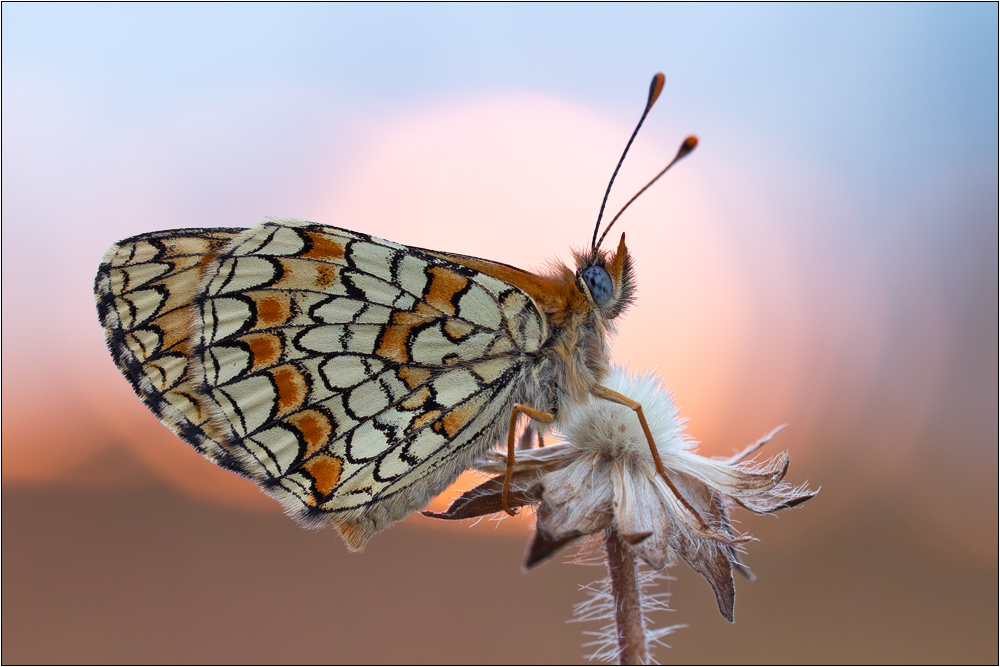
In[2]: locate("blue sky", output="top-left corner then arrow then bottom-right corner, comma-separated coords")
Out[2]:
4,3 -> 996,191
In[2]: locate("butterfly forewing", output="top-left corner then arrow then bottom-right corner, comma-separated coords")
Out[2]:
95,227 -> 247,472
97,217 -> 547,546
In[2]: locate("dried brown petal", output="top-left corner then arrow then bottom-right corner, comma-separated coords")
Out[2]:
668,467 -> 716,512
534,457 -> 615,539
614,464 -> 672,569
669,481 -> 744,621
421,473 -> 540,521
657,470 -> 752,547
682,452 -> 790,500
475,442 -> 578,476
619,531 -> 654,546
776,489 -> 818,509
732,482 -> 818,514
669,468 -> 724,523
674,528 -> 737,622
524,527 -> 586,569
714,491 -> 757,581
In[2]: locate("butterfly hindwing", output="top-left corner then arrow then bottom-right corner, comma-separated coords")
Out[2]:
97,217 -> 547,548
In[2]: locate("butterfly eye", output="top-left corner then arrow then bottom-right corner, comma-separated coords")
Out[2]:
581,266 -> 614,306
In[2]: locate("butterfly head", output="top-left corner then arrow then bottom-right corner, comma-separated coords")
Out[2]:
575,73 -> 695,325
574,232 -> 635,321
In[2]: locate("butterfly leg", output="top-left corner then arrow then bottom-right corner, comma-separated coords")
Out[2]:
517,424 -> 546,450
518,423 -> 535,450
591,385 -> 710,531
502,404 -> 554,516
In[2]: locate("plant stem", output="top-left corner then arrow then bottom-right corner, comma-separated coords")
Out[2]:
605,527 -> 647,665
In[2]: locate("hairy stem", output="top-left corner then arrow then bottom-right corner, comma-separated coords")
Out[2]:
605,528 -> 647,665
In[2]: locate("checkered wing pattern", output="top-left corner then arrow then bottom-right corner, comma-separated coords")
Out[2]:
95,226 -> 246,471
96,217 -> 547,547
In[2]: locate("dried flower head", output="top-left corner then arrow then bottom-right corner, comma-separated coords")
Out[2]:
427,366 -> 816,623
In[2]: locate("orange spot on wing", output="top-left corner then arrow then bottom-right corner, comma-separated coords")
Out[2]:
256,294 -> 290,326
376,325 -> 410,364
304,233 -> 345,261
197,247 -> 223,276
439,399 -> 480,438
272,365 -> 306,413
153,309 -> 195,352
425,251 -> 585,326
443,318 -> 474,340
401,385 -> 431,410
288,410 -> 331,457
315,265 -> 337,288
244,333 -> 281,369
423,266 -> 467,316
414,302 -> 439,317
376,311 -> 434,363
410,409 -> 442,433
398,366 -> 431,389
303,454 -> 343,497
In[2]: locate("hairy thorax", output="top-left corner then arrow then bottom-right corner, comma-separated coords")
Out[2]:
518,306 -> 611,423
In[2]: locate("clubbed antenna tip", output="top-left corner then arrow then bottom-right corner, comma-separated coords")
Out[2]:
677,135 -> 698,160
593,135 -> 700,252
591,72 -> 667,250
647,73 -> 665,111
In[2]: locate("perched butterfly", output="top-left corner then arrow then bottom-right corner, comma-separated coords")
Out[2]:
95,73 -> 703,550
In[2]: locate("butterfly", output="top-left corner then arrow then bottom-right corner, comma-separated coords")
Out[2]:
94,73 -> 702,550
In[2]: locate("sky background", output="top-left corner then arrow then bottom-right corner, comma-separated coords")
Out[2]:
2,4 -> 997,664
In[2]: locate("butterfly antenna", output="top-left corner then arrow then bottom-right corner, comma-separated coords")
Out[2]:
594,135 -> 698,251
590,73 -> 665,251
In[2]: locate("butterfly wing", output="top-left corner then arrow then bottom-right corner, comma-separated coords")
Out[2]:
95,226 -> 247,472
96,217 -> 547,549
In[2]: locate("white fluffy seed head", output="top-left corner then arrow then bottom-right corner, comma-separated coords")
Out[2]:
558,365 -> 691,464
